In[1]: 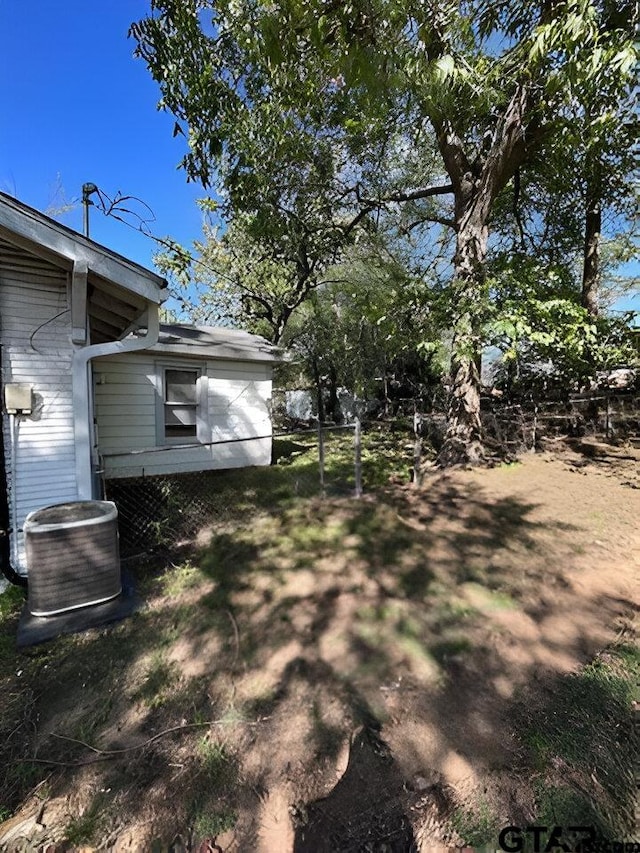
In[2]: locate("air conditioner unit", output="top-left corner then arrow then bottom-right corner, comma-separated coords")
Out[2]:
24,501 -> 121,617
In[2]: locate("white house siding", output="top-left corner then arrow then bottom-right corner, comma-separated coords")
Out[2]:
95,354 -> 273,479
0,248 -> 77,571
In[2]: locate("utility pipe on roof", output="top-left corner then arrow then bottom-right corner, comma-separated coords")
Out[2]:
72,302 -> 160,500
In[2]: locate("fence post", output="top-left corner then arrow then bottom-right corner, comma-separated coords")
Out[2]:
413,411 -> 422,486
354,416 -> 363,498
531,402 -> 538,453
318,420 -> 325,495
605,393 -> 611,440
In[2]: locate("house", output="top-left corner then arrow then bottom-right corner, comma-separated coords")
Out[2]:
94,324 -> 284,480
0,192 -> 168,580
0,193 -> 284,583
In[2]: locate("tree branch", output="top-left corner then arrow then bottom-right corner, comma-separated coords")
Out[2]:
482,84 -> 541,205
431,118 -> 472,197
402,215 -> 457,233
17,718 -> 271,768
341,203 -> 378,235
381,184 -> 455,202
355,182 -> 454,206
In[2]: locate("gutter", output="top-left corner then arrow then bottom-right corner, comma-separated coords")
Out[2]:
0,349 -> 27,586
72,304 -> 160,500
2,298 -> 160,587
0,417 -> 27,585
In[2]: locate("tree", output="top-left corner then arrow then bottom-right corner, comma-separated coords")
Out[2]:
131,0 -> 637,464
284,239 -> 448,419
486,254 -> 636,398
156,215 -> 346,343
576,3 -> 638,318
131,2 -> 412,345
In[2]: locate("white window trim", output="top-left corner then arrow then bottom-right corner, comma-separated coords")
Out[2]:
154,360 -> 210,447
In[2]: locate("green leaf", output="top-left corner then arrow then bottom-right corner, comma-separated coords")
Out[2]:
434,54 -> 455,82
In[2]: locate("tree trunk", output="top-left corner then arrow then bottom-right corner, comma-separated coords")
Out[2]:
327,364 -> 340,423
439,341 -> 484,466
311,357 -> 325,422
437,212 -> 488,466
432,85 -> 533,466
582,169 -> 601,318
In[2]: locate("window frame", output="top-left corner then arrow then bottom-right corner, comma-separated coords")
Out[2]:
155,360 -> 209,446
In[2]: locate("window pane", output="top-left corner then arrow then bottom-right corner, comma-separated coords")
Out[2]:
165,406 -> 197,427
165,369 -> 198,404
165,423 -> 197,438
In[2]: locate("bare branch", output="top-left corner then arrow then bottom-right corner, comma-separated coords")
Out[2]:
18,717 -> 271,768
356,182 -> 454,206
341,203 -> 378,235
402,215 -> 457,233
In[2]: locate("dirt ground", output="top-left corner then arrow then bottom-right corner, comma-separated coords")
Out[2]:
0,439 -> 638,851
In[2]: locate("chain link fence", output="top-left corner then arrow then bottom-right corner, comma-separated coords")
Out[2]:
104,424 -> 394,558
414,390 -> 640,459
482,391 -> 640,451
104,392 -> 639,558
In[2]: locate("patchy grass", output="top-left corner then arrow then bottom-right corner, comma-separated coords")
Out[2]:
135,651 -> 179,708
192,807 -> 238,842
450,638 -> 640,849
156,558 -> 205,597
523,643 -> 639,837
188,737 -> 239,842
0,584 -> 24,619
0,440 -> 638,850
429,636 -> 474,664
196,736 -> 235,786
0,585 -> 24,664
450,797 -> 502,848
64,798 -> 105,847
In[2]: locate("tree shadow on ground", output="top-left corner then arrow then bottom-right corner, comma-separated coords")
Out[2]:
185,472 -> 637,845
553,438 -> 640,488
1,458 -> 638,849
0,579 -> 244,845
294,726 -> 420,852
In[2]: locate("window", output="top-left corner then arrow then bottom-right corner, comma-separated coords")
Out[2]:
162,367 -> 200,442
155,361 -> 211,447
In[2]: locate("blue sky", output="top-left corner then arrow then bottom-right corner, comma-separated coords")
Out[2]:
1,2 -> 637,322
0,1 -> 204,275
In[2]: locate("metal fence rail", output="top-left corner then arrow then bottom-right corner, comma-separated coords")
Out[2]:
105,394 -> 639,557
409,391 -> 640,464
104,424 -> 364,557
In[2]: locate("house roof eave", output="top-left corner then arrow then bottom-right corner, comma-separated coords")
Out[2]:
0,192 -> 167,305
136,324 -> 290,364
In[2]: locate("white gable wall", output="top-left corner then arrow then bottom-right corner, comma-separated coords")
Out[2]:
95,353 -> 273,479
0,251 -> 78,572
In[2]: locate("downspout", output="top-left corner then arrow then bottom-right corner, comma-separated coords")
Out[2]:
73,304 -> 160,500
9,414 -> 20,570
1,416 -> 27,587
1,271 -> 160,585
0,344 -> 27,586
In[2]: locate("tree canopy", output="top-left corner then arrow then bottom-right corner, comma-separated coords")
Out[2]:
132,0 -> 638,463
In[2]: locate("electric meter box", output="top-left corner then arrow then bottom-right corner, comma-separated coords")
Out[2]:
4,384 -> 33,415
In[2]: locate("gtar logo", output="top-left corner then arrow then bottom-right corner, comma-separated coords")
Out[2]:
497,826 -> 637,853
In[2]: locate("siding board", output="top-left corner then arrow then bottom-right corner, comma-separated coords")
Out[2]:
1,251 -> 77,570
96,352 -> 274,478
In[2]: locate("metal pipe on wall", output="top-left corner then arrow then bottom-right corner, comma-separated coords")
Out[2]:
72,305 -> 160,500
